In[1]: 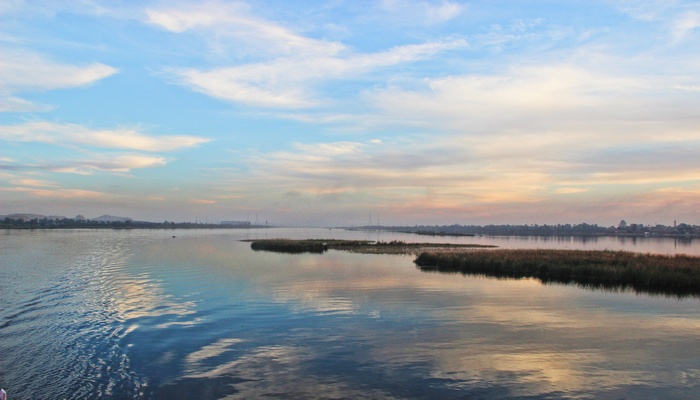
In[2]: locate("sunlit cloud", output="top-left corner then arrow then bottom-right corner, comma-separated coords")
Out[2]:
555,188 -> 588,195
146,196 -> 167,201
4,154 -> 169,175
10,178 -> 60,188
2,186 -> 107,199
2,0 -> 699,225
0,121 -> 209,151
189,199 -> 217,205
367,63 -> 667,133
75,154 -> 167,173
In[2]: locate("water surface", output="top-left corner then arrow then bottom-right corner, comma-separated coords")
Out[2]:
1,228 -> 699,399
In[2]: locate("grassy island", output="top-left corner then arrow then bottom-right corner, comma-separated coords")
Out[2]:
245,239 -> 496,254
415,249 -> 700,295
247,239 -> 700,296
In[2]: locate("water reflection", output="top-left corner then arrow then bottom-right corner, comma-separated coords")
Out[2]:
2,229 -> 700,399
417,264 -> 700,299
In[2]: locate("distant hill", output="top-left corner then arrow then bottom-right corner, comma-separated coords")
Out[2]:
1,213 -> 66,220
90,215 -> 133,223
1,213 -> 132,223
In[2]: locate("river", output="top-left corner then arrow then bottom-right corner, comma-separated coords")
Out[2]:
1,228 -> 699,399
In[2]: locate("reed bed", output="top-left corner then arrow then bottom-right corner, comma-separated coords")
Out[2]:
246,239 -> 496,255
414,249 -> 700,294
247,239 -> 373,254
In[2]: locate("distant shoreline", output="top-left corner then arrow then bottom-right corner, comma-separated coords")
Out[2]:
345,227 -> 700,239
2,225 -> 699,238
1,222 -> 272,230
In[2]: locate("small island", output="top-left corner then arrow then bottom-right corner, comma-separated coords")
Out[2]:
244,239 -> 496,254
247,239 -> 700,297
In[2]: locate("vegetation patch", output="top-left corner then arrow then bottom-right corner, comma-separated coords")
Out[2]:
246,239 -> 372,254
245,239 -> 496,255
407,231 -> 475,237
414,249 -> 700,296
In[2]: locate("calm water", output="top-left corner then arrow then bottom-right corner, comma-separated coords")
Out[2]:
1,228 -> 700,399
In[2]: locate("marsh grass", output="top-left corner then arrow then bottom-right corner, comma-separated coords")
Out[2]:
247,239 -> 372,254
414,249 -> 700,296
246,239 -> 496,255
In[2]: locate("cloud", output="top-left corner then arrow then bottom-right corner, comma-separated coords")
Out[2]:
379,0 -> 464,25
169,39 -> 465,108
146,1 -> 465,108
0,47 -> 118,111
616,1 -> 700,44
75,154 -> 167,173
145,1 -> 345,57
0,50 -> 117,91
369,64 -> 646,126
365,60 -> 700,153
1,154 -> 168,175
2,186 -> 107,199
222,102 -> 700,221
426,1 -> 463,23
672,10 -> 700,42
235,138 -> 547,211
0,121 -> 209,151
0,95 -> 53,112
10,178 -> 60,188
555,188 -> 588,195
189,199 -> 217,205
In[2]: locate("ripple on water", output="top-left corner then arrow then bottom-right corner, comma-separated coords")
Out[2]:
0,232 -> 154,399
3,229 -> 700,399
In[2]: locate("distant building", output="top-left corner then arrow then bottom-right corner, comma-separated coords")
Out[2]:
220,220 -> 251,226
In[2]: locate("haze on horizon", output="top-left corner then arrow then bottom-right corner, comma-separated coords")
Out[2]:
1,1 -> 699,228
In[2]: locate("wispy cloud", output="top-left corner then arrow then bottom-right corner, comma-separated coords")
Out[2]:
10,178 -> 60,188
0,47 -> 117,112
671,10 -> 700,42
0,95 -> 53,112
617,1 -> 700,44
0,48 -> 117,91
168,39 -> 465,108
3,0 -> 699,225
147,1 -> 465,108
189,199 -> 217,205
70,154 -> 167,173
1,154 -> 168,175
0,121 -> 209,151
145,1 -> 345,57
2,186 -> 107,199
378,0 -> 464,25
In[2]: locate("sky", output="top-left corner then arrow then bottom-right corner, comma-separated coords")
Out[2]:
1,0 -> 700,227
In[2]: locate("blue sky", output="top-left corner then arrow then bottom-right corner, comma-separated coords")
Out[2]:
1,0 -> 700,226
